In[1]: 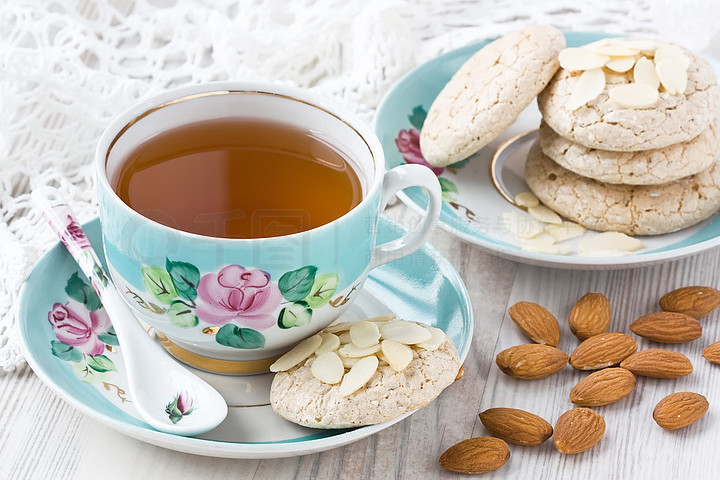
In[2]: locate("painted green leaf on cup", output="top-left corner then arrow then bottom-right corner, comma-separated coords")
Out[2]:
86,354 -> 116,373
98,326 -> 119,346
167,301 -> 199,328
50,340 -> 83,363
65,272 -> 102,311
439,177 -> 459,203
215,324 -> 265,349
408,105 -> 427,130
278,302 -> 313,329
278,266 -> 317,302
141,266 -> 178,305
304,273 -> 339,309
165,258 -> 200,303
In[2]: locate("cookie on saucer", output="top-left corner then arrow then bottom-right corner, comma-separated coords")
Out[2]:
538,119 -> 720,185
419,24 -> 565,167
524,141 -> 720,235
269,318 -> 461,429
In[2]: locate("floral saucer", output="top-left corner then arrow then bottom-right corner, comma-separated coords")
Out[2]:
18,216 -> 472,459
375,31 -> 720,269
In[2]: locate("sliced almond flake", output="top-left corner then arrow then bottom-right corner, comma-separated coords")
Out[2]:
338,355 -> 379,397
656,58 -> 688,95
338,342 -> 382,358
310,351 -> 345,384
340,355 -> 361,369
380,321 -> 432,344
269,334 -> 323,372
567,68 -> 606,110
578,231 -> 644,254
365,313 -> 397,323
522,243 -> 572,255
545,221 -> 587,242
381,339 -> 414,372
521,232 -> 556,248
605,55 -> 637,73
633,57 -> 660,88
315,332 -> 341,355
349,321 -> 381,348
514,191 -> 540,208
608,83 -> 659,108
559,47 -> 610,71
622,39 -> 660,55
324,322 -> 352,334
337,332 -> 351,344
654,46 -> 690,70
591,45 -> 639,57
528,205 -> 563,225
501,210 -> 545,238
416,326 -> 447,351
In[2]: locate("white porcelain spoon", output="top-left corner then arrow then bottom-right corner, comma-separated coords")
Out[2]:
32,186 -> 228,436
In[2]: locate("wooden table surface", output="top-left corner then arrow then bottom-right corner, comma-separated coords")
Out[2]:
4,201 -> 720,480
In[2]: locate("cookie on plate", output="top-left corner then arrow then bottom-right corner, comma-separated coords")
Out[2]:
538,38 -> 720,152
269,318 -> 461,429
538,119 -> 720,185
419,24 -> 565,167
524,141 -> 720,235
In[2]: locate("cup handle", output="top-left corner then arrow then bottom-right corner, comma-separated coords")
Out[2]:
369,164 -> 442,270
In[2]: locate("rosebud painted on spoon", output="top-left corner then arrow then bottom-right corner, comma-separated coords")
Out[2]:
32,186 -> 228,436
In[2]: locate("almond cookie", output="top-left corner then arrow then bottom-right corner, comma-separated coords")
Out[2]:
538,39 -> 720,152
269,323 -> 460,429
419,24 -> 565,167
538,119 -> 720,185
524,141 -> 720,235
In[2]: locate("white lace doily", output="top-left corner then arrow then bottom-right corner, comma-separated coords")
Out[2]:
1,0 -> 718,372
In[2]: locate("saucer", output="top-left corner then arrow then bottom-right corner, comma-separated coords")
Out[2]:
18,216 -> 473,459
375,31 -> 720,269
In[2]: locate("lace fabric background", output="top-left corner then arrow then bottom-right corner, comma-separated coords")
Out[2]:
1,0 -> 718,371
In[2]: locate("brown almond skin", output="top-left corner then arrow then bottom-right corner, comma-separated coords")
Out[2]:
569,332 -> 637,370
703,341 -> 720,364
569,368 -> 636,406
479,407 -> 553,446
660,286 -> 720,318
653,392 -> 709,430
568,292 -> 611,340
629,312 -> 702,344
496,344 -> 569,379
508,301 -> 561,346
553,408 -> 606,454
438,437 -> 510,474
620,349 -> 693,378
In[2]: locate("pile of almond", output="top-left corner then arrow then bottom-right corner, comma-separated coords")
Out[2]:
439,285 -> 720,475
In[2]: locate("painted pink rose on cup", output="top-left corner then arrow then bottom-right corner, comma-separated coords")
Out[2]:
395,129 -> 444,175
195,265 -> 282,329
48,299 -> 112,356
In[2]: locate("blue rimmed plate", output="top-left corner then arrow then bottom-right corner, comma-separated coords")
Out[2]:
18,216 -> 472,459
375,31 -> 720,269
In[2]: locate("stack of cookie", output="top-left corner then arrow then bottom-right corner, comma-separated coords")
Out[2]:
528,38 -> 720,235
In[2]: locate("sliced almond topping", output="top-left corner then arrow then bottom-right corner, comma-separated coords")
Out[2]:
514,191 -> 540,208
633,57 -> 660,88
338,355 -> 379,396
380,321 -> 433,344
567,68 -> 606,110
337,332 -> 351,344
521,232 -> 556,248
340,355 -> 361,369
656,58 -> 688,95
338,342 -> 382,358
578,231 -> 644,254
269,334 -> 323,372
559,48 -> 610,71
604,55 -> 637,73
349,321 -> 381,348
591,45 -> 639,57
366,313 -> 397,323
315,332 -> 341,355
622,39 -> 659,55
324,322 -> 352,334
545,221 -> 587,242
528,205 -> 563,225
608,83 -> 659,108
417,326 -> 447,351
502,210 -> 546,238
654,46 -> 690,70
310,351 -> 345,384
381,339 -> 414,372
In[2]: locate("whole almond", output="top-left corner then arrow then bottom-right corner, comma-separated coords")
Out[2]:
569,332 -> 637,370
620,349 -> 693,378
496,344 -> 569,379
553,408 -> 606,454
629,312 -> 702,344
568,292 -> 611,340
438,437 -> 510,474
702,341 -> 720,364
479,407 -> 553,446
508,301 -> 561,346
659,286 -> 720,318
653,392 -> 709,430
569,368 -> 636,406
